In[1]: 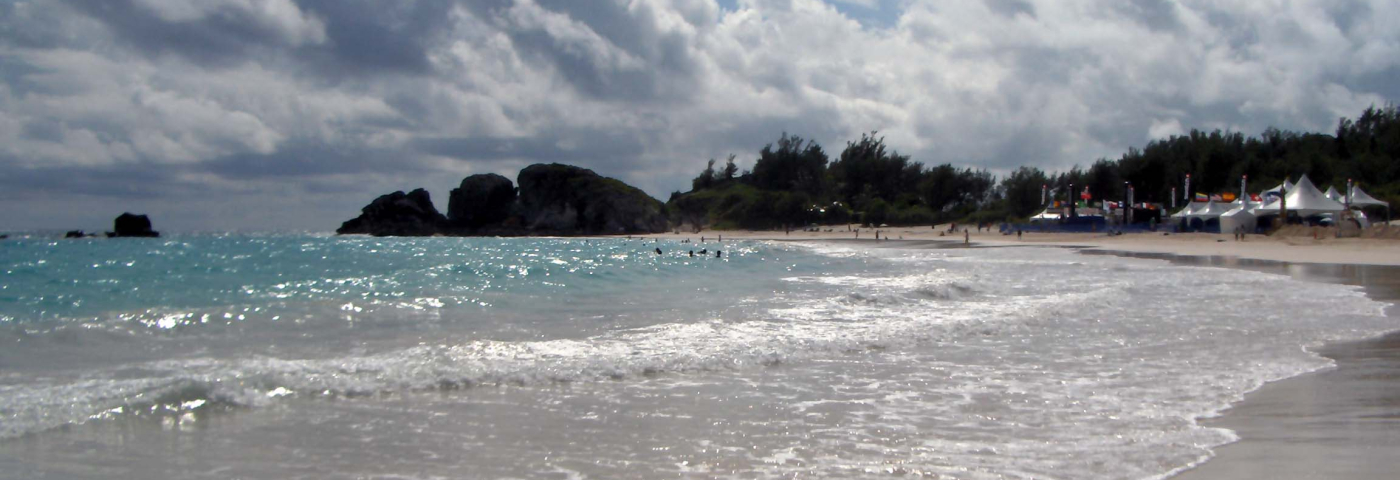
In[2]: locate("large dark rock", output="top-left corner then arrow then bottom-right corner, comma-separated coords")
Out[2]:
337,188 -> 447,236
516,164 -> 668,234
447,173 -> 517,230
108,213 -> 159,238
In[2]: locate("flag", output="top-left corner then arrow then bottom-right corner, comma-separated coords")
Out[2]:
1209,194 -> 1223,201
1221,192 -> 1237,202
1250,193 -> 1262,202
1194,193 -> 1208,202
1080,186 -> 1091,200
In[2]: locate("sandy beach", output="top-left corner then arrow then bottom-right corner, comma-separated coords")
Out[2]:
633,226 -> 1400,478
633,224 -> 1400,267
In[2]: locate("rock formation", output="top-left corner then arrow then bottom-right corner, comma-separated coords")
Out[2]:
447,173 -> 517,230
336,189 -> 447,236
516,164 -> 669,234
108,213 -> 160,238
337,164 -> 670,237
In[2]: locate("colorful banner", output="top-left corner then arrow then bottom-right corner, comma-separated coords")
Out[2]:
1221,192 -> 1237,202
1194,193 -> 1208,202
1080,186 -> 1092,200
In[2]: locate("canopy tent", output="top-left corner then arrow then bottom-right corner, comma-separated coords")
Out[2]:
1263,178 -> 1295,196
1325,186 -> 1343,203
1349,185 -> 1389,207
1188,201 -> 1235,219
1219,206 -> 1257,234
1181,201 -> 1234,232
1170,203 -> 1201,219
1030,209 -> 1062,221
1229,196 -> 1258,212
1254,175 -> 1347,217
1349,185 -> 1391,222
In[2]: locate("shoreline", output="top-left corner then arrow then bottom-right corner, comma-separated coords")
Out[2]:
630,225 -> 1400,267
633,228 -> 1400,478
1140,255 -> 1400,479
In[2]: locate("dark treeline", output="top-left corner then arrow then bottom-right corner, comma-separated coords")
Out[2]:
668,105 -> 1400,229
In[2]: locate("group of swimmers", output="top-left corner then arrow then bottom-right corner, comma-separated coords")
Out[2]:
653,246 -> 722,257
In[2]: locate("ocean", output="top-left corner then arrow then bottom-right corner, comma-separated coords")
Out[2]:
0,234 -> 1394,479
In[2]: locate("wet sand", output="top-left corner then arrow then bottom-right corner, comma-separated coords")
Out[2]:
1083,253 -> 1400,479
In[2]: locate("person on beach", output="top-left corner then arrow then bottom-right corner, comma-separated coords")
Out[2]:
716,250 -> 722,257
689,250 -> 695,257
1017,229 -> 1022,240
964,230 -> 969,244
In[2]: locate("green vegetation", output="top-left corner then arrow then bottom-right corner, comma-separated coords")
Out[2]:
667,105 -> 1400,229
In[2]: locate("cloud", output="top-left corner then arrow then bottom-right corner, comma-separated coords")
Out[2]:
1,0 -> 1397,231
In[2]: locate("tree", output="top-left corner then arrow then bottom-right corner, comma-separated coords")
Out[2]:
830,132 -> 921,206
1001,166 -> 1049,218
692,158 -> 717,191
722,154 -> 739,180
752,133 -> 829,196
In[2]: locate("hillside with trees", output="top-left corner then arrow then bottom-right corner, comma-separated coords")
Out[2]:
667,105 -> 1400,229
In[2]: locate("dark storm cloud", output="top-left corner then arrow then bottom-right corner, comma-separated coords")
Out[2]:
984,0 -> 1035,19
58,0 -> 318,68
57,0 -> 453,77
1113,0 -> 1181,32
292,0 -> 456,76
0,157 -> 191,199
205,141 -> 433,180
414,131 -> 647,165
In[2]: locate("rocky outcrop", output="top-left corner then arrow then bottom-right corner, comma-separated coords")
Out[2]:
337,189 -> 447,236
447,173 -> 517,230
516,164 -> 669,234
336,165 -> 668,237
108,213 -> 159,238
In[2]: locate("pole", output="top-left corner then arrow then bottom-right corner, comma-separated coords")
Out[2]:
1346,178 -> 1353,209
1171,187 -> 1176,209
1069,183 -> 1076,218
1120,186 -> 1131,228
1241,175 -> 1248,209
1185,174 -> 1191,203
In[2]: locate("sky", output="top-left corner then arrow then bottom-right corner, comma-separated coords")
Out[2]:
2,0 -> 1397,232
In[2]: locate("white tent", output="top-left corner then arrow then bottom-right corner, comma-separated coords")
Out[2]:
1171,203 -> 1201,219
1263,179 -> 1294,196
1349,185 -> 1391,222
1349,185 -> 1389,207
1031,209 -> 1062,221
1219,206 -> 1257,233
1254,175 -> 1346,217
1188,201 -> 1234,219
1325,186 -> 1344,203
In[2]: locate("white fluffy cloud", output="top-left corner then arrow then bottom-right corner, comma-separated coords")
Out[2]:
1,0 -> 1396,230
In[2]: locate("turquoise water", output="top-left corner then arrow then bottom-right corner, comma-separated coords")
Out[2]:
1,234 -> 1396,479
